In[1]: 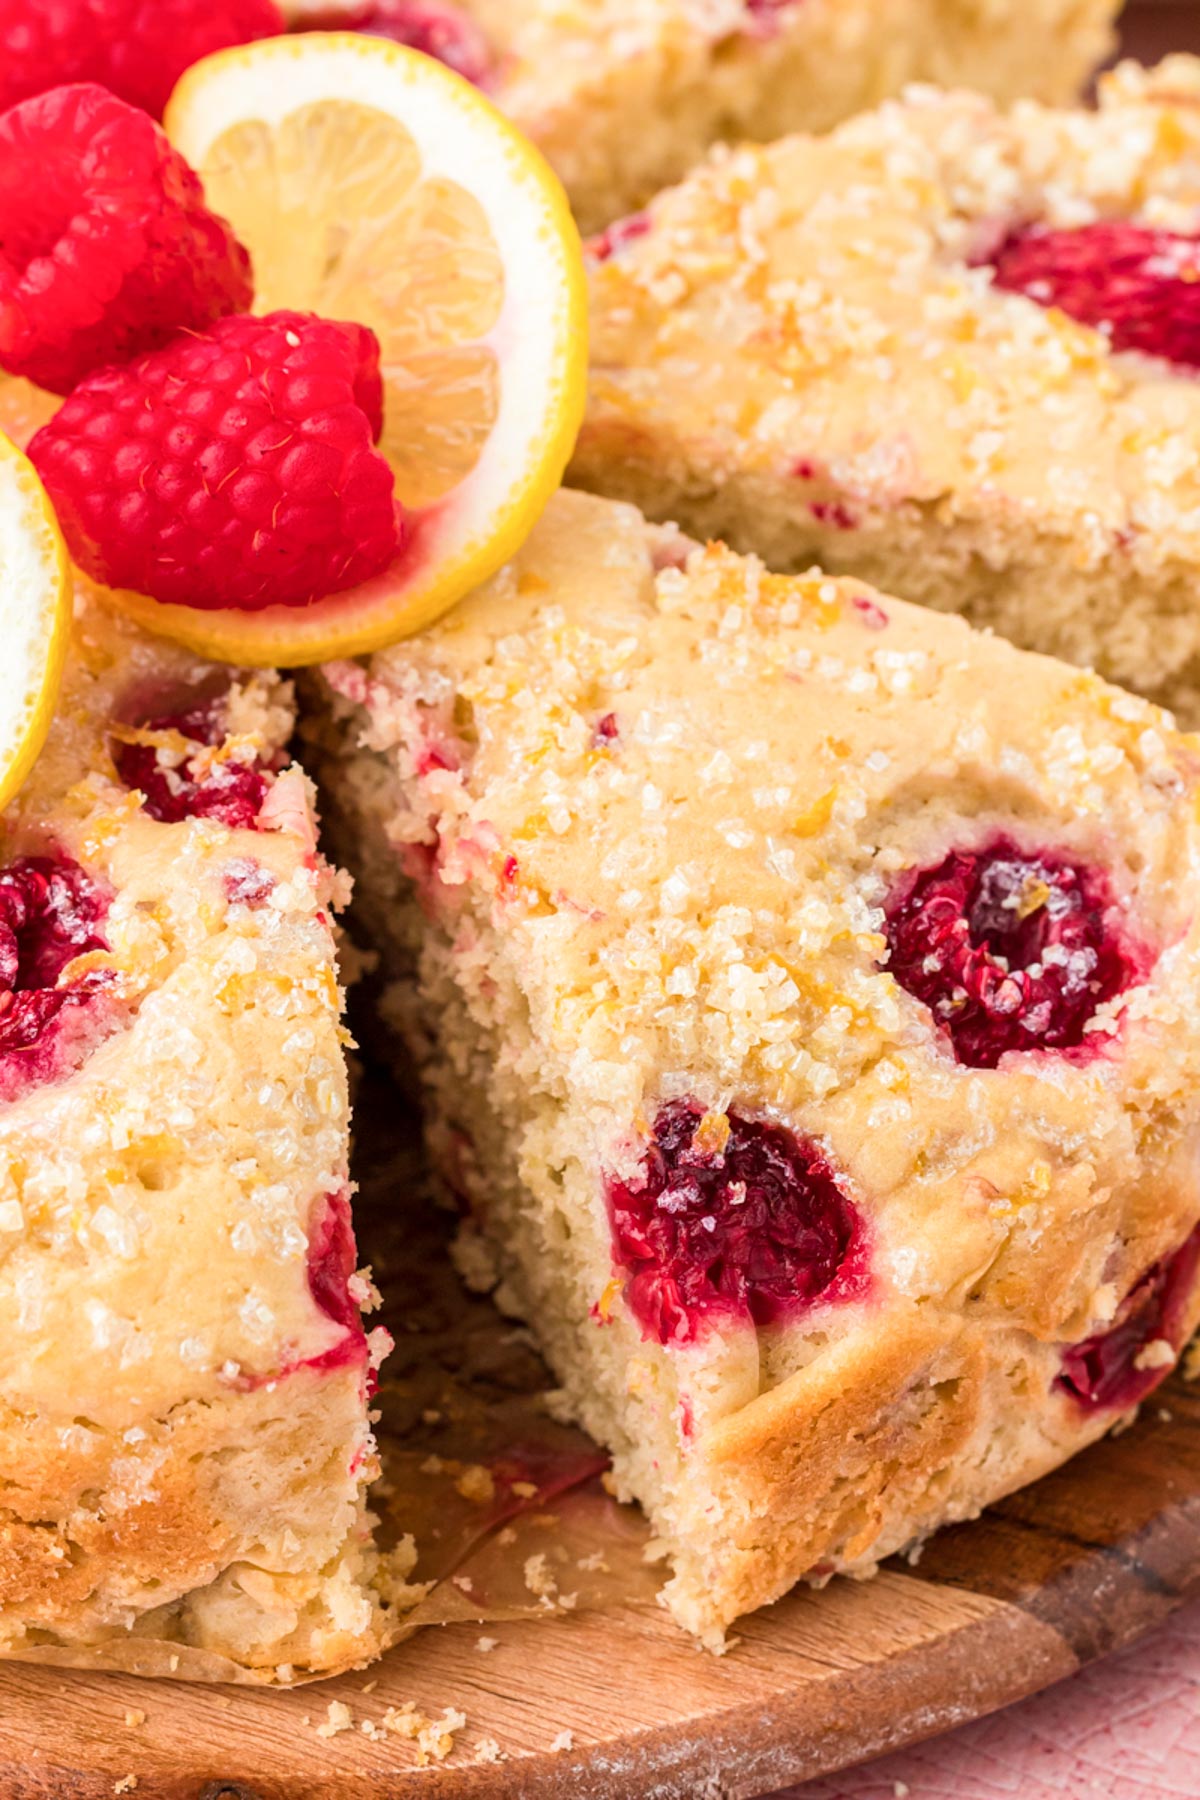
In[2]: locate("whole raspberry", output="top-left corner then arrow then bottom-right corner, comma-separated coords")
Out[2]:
988,221 -> 1200,372
0,85 -> 252,394
29,310 -> 401,612
294,0 -> 493,86
883,838 -> 1142,1070
0,0 -> 284,120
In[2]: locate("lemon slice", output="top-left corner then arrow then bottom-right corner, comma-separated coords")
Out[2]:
0,434 -> 71,811
0,376 -> 60,453
97,32 -> 587,666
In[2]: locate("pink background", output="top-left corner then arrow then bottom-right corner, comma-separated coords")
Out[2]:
778,8 -> 1200,1798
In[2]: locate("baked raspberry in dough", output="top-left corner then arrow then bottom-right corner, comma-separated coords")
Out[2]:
286,0 -> 1118,233
313,488 -> 1200,1647
576,57 -> 1200,720
0,585 -> 415,1682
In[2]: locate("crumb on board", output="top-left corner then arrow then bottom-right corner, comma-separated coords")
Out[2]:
524,1553 -> 556,1600
317,1700 -> 354,1739
476,1637 -> 498,1654
475,1737 -> 503,1764
550,1730 -> 575,1752
113,1779 -> 137,1796
382,1704 -> 468,1766
360,1679 -> 378,1694
576,1551 -> 609,1573
497,1526 -> 517,1547
455,1464 -> 496,1505
123,1710 -> 145,1729
511,1480 -> 538,1500
894,1783 -> 910,1798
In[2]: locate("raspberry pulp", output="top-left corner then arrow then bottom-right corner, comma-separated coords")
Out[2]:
114,699 -> 274,828
0,84 -> 252,394
0,0 -> 283,120
883,839 -> 1140,1069
987,221 -> 1200,372
305,1189 -> 368,1373
0,855 -> 109,1057
1058,1224 -> 1200,1411
606,1101 -> 865,1346
29,310 -> 401,612
294,0 -> 493,86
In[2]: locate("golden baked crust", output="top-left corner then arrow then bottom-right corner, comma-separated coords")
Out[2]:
286,0 -> 1118,232
0,589 -> 416,1683
313,488 -> 1200,1646
576,57 -> 1200,720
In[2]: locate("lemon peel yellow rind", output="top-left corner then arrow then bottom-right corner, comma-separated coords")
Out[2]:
0,434 -> 71,812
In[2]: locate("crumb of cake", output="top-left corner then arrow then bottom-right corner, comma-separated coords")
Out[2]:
476,1636 -> 498,1653
474,1737 -> 503,1764
316,1701 -> 355,1739
381,1703 -> 467,1766
455,1464 -> 496,1504
550,1730 -> 575,1752
524,1552 -> 557,1600
123,1710 -> 145,1729
113,1780 -> 137,1796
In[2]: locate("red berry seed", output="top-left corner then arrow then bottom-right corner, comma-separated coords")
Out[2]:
29,310 -> 401,613
988,221 -> 1200,372
294,0 -> 493,86
884,839 -> 1141,1070
606,1101 -> 865,1346
0,0 -> 284,120
0,84 -> 252,394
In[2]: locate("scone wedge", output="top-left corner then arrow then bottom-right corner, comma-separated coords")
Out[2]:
0,585 -> 415,1682
314,489 -> 1200,1647
577,57 -> 1200,721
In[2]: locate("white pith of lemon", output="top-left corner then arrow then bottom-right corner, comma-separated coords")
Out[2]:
92,32 -> 588,667
0,433 -> 71,811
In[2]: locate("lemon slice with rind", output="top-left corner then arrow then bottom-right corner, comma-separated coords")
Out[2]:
0,433 -> 71,810
99,32 -> 586,666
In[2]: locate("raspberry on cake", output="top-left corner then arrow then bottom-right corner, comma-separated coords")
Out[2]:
0,85 -> 253,394
28,311 -> 400,610
576,57 -> 1200,722
285,0 -> 1119,233
0,579 -> 417,1680
313,488 -> 1200,1647
0,0 -> 284,119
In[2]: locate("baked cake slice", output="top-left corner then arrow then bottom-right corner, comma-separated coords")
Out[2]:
0,581 -> 412,1682
313,487 -> 1200,1647
576,57 -> 1200,720
286,0 -> 1118,234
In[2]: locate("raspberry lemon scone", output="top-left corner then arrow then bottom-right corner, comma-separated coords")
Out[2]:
577,58 -> 1200,721
314,488 -> 1200,1646
0,565 -> 411,1680
284,0 -> 1118,234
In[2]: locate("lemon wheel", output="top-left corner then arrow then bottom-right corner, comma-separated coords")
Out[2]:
95,32 -> 588,666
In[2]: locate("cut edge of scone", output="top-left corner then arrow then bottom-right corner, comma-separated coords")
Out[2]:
0,590 -> 423,1685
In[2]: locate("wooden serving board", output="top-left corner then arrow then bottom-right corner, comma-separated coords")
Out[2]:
2,1063 -> 1200,1800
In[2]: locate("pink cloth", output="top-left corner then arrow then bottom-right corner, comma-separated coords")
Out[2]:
781,1590 -> 1200,1799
